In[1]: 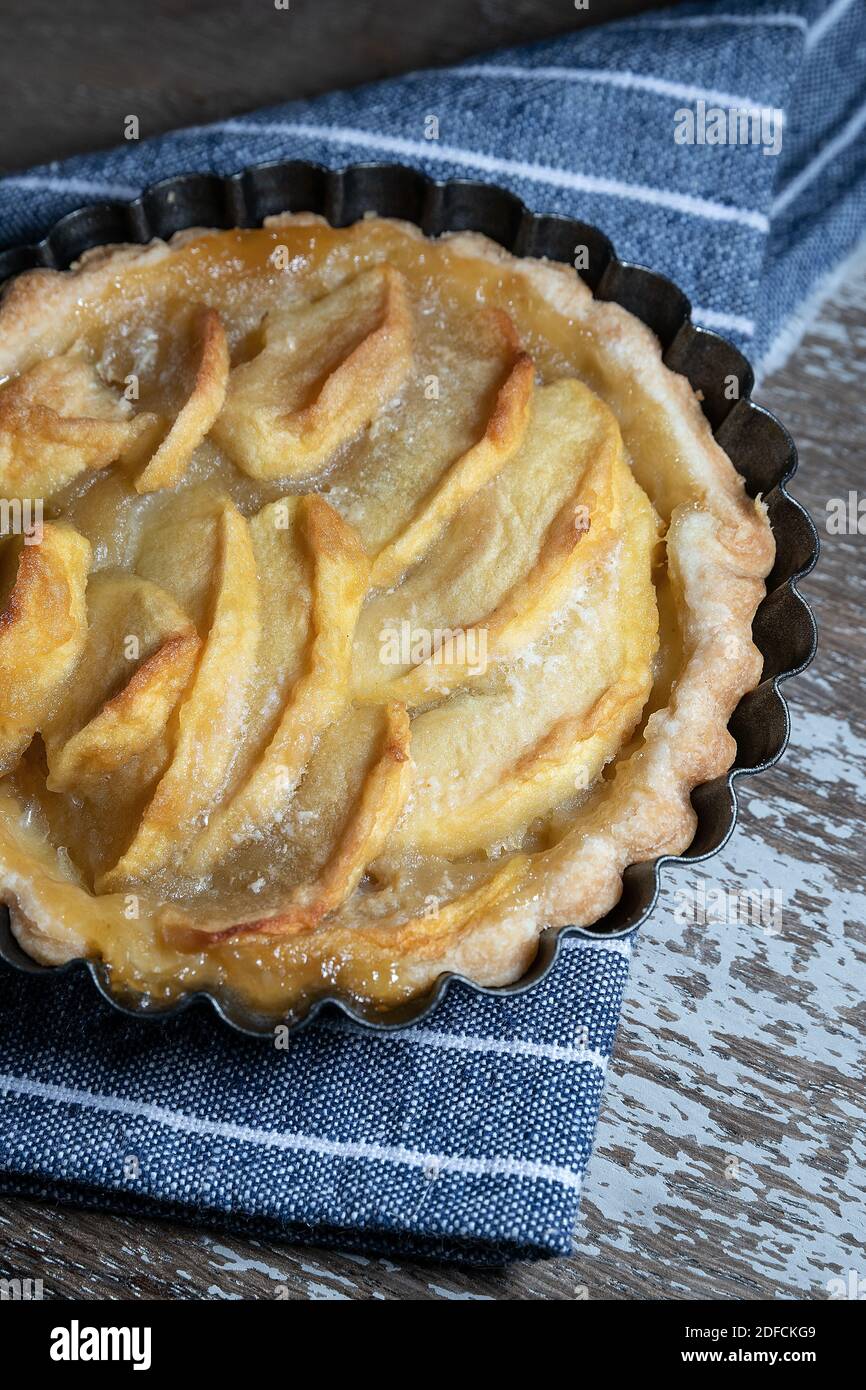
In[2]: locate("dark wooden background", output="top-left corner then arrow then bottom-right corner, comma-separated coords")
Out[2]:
0,0 -> 864,1301
0,0 -> 664,172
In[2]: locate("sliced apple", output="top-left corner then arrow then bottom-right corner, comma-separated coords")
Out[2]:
183,494 -> 370,873
97,500 -> 260,889
370,313 -> 534,588
135,308 -> 229,493
212,265 -> 412,480
0,522 -> 91,772
0,351 -> 156,497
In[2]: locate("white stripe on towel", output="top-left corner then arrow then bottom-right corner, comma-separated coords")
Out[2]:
806,0 -> 857,52
691,306 -> 756,336
627,13 -> 808,34
212,120 -> 770,232
0,1073 -> 584,1188
451,65 -> 780,121
0,175 -> 140,200
318,1018 -> 610,1070
772,97 -> 866,216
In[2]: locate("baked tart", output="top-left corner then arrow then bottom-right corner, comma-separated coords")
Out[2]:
0,212 -> 774,1021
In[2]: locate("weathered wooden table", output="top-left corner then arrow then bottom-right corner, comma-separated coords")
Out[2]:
0,0 -> 863,1302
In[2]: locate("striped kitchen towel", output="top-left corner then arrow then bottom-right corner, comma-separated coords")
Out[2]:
0,0 -> 862,1263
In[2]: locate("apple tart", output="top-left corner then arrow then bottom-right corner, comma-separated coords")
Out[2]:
0,214 -> 774,1020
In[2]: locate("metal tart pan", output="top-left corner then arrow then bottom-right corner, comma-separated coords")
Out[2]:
0,161 -> 819,1035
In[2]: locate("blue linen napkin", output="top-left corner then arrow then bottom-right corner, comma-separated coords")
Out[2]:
0,0 -> 862,1264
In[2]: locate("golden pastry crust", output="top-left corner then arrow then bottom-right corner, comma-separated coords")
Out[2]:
0,213 -> 773,1018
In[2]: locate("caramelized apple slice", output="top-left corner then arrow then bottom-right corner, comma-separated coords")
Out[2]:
43,571 -> 196,760
356,378 -> 624,705
97,501 -> 260,889
301,701 -> 411,919
212,265 -> 412,479
49,630 -> 199,794
0,522 -> 91,772
187,702 -> 411,939
44,573 -> 202,796
392,465 -> 660,858
183,494 -> 370,872
135,309 -> 230,493
335,853 -> 527,959
370,315 -> 534,588
0,352 -> 156,497
134,485 -> 226,630
398,681 -> 649,858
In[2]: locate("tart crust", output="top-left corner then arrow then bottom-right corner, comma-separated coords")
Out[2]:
0,214 -> 774,1017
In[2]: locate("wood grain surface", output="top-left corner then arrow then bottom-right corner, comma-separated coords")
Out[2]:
0,0 -> 664,173
1,255 -> 863,1304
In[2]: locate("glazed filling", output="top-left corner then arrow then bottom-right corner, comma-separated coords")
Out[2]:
0,218 -> 709,1019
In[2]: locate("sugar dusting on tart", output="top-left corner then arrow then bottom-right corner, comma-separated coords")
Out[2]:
0,216 -> 774,1017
